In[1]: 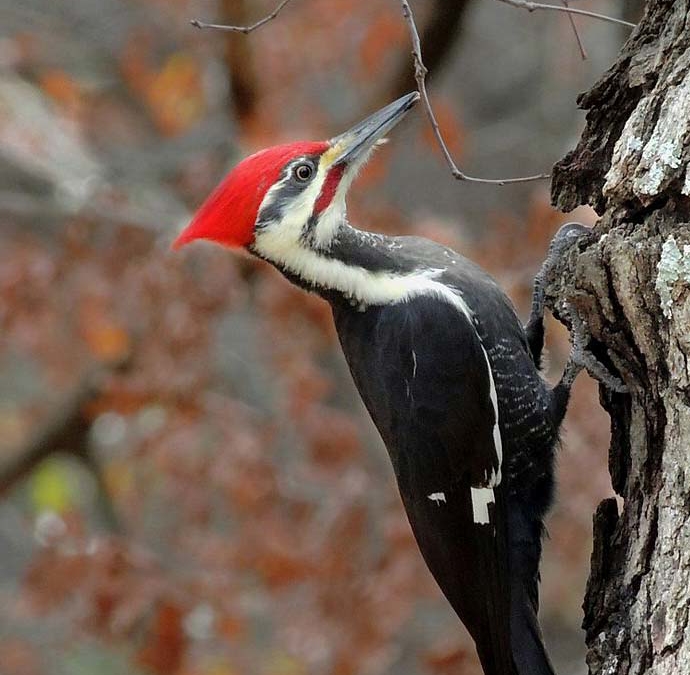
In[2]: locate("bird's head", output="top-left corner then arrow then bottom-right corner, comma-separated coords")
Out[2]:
173,92 -> 419,261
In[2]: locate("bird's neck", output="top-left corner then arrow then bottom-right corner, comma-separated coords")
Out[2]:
255,221 -> 437,310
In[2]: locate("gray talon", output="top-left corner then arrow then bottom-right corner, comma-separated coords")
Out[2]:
528,223 -> 590,324
568,311 -> 628,394
527,222 -> 591,371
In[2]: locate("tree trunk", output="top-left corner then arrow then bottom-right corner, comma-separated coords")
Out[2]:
547,2 -> 690,674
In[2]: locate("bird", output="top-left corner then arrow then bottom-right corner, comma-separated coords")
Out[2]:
173,92 -> 589,675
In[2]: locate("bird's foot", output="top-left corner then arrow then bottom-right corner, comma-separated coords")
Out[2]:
526,222 -> 591,367
529,223 -> 591,322
565,312 -> 628,393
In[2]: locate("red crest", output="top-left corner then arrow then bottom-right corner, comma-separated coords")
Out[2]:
173,141 -> 329,250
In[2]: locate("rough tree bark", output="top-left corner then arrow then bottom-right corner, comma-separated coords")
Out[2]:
547,2 -> 690,674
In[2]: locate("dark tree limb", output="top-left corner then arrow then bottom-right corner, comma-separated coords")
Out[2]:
191,0 -> 297,125
623,0 -> 646,25
219,0 -> 261,124
378,0 -> 472,104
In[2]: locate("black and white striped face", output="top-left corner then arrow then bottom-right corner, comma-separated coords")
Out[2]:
249,92 -> 420,276
173,93 -> 419,263
251,145 -> 352,260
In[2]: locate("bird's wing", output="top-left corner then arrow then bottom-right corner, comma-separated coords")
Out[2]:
333,294 -> 517,675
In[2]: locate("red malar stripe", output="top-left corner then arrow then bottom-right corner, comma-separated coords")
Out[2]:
314,164 -> 345,215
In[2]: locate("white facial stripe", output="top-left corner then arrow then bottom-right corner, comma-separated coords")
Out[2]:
256,144 -> 378,253
256,152 -> 349,252
254,156 -> 327,256
312,190 -> 345,248
258,156 -> 326,218
251,239 -> 442,304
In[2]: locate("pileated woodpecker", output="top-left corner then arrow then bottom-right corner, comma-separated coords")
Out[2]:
174,93 -> 588,675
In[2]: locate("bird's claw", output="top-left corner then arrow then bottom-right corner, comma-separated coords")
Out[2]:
530,223 -> 590,315
527,222 -> 592,370
567,312 -> 628,394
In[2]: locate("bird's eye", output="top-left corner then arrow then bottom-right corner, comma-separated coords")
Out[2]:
294,162 -> 314,182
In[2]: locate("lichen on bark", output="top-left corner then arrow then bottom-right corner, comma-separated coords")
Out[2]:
546,1 -> 690,673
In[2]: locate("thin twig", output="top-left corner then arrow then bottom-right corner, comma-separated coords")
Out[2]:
398,0 -> 550,185
496,0 -> 636,29
563,0 -> 588,60
191,0 -> 294,33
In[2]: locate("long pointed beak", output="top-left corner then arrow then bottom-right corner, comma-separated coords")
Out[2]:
329,92 -> 420,166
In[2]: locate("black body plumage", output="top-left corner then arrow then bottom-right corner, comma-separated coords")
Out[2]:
176,93 -> 593,675
278,226 -> 568,675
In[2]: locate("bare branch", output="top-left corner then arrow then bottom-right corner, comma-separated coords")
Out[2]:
191,0 -> 294,34
496,0 -> 636,29
563,0 -> 588,61
398,0 -> 550,185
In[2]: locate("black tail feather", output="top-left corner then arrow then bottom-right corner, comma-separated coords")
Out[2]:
507,506 -> 557,675
472,520 -> 519,675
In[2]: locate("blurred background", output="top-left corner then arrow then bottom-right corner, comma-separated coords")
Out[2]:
0,1 -> 641,674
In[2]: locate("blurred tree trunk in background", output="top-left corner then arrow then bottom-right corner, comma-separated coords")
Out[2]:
623,0 -> 647,25
221,0 -> 260,124
377,0 -> 471,105
548,2 -> 690,674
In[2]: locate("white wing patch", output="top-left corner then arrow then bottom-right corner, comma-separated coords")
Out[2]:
470,487 -> 495,525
